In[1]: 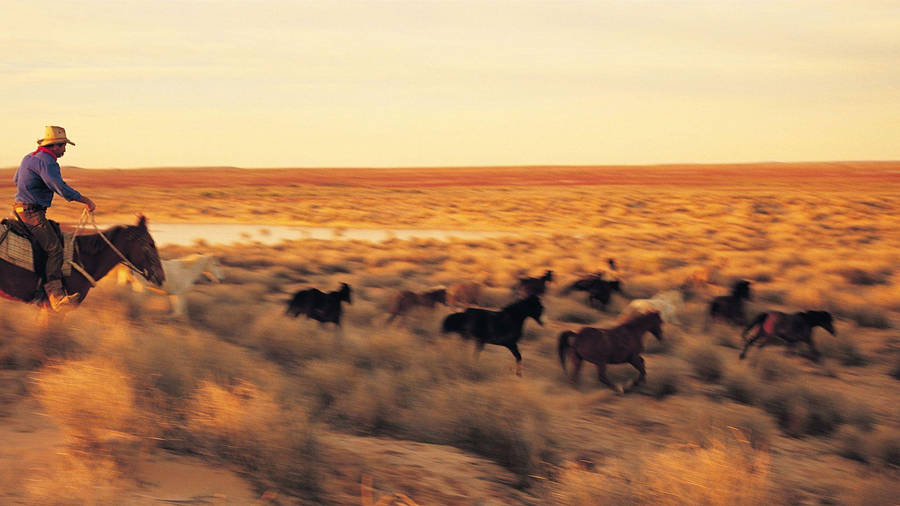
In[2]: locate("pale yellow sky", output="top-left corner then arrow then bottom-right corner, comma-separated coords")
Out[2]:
2,0 -> 898,168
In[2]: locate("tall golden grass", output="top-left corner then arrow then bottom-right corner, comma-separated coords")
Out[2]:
1,173 -> 897,504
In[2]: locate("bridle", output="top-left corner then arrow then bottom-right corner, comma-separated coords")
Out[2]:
68,210 -> 155,286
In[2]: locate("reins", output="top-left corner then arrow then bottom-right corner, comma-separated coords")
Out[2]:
68,210 -> 146,287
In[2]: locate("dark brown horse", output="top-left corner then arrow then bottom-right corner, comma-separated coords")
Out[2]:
386,287 -> 447,323
285,283 -> 352,327
441,294 -> 544,376
740,310 -> 835,361
707,280 -> 752,327
558,311 -> 663,390
513,270 -> 553,297
563,272 -> 625,310
0,215 -> 165,310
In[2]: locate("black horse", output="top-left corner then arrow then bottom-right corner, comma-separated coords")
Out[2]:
441,294 -> 544,376
286,282 -> 352,327
707,280 -> 752,326
0,215 -> 165,310
740,310 -> 835,361
513,270 -> 553,297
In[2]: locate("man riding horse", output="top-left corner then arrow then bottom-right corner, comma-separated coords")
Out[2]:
13,126 -> 96,311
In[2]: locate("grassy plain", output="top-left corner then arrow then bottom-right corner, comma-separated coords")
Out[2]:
0,162 -> 898,504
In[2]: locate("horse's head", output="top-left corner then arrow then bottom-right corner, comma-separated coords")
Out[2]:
429,288 -> 448,305
733,280 -> 752,300
642,311 -> 664,341
121,215 -> 165,286
339,283 -> 352,304
806,310 -> 836,335
523,294 -> 544,326
543,270 -> 554,282
204,256 -> 225,283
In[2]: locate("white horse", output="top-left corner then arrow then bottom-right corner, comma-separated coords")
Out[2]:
619,289 -> 684,325
116,253 -> 224,317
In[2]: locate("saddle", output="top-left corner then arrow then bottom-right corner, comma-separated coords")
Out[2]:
0,218 -> 74,277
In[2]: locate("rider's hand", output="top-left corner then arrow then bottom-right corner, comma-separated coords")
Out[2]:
81,197 -> 96,213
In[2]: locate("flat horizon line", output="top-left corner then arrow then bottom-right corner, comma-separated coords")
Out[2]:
3,159 -> 898,171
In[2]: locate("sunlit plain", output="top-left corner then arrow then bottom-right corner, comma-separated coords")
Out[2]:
0,164 -> 897,504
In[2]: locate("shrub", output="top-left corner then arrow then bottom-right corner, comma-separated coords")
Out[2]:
35,360 -> 139,446
754,354 -> 797,383
644,362 -> 682,399
685,345 -> 724,383
820,335 -> 868,366
870,430 -> 900,468
723,370 -> 761,405
186,380 -> 323,494
845,305 -> 892,329
761,384 -> 846,437
639,432 -> 771,505
413,379 -> 557,482
836,426 -> 869,463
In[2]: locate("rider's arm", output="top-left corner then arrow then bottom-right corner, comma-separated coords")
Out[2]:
75,195 -> 96,212
39,158 -> 85,204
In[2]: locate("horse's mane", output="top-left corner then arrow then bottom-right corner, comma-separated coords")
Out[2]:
622,310 -> 661,328
75,225 -> 133,255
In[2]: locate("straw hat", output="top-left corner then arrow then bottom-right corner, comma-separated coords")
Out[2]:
36,125 -> 75,147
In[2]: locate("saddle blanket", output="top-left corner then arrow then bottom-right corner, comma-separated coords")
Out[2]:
0,222 -> 74,276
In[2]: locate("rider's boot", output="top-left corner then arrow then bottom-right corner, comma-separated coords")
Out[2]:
44,280 -> 79,312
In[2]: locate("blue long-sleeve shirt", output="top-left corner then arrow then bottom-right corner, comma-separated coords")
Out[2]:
13,149 -> 82,207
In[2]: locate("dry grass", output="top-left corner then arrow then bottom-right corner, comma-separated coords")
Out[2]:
1,165 -> 898,503
551,431 -> 771,505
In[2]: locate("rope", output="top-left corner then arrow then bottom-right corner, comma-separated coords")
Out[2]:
66,209 -> 145,285
86,211 -> 144,275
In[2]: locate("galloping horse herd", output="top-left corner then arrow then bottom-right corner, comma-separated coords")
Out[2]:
283,262 -> 837,390
0,210 -> 834,392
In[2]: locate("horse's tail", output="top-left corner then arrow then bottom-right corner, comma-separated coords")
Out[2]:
741,312 -> 767,340
558,330 -> 577,372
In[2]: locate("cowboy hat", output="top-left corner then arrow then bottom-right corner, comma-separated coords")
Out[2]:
37,125 -> 75,146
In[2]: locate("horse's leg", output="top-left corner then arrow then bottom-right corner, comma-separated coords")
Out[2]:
595,363 -> 616,390
740,329 -> 765,359
507,343 -> 523,377
806,335 -> 822,362
169,294 -> 184,317
568,350 -> 583,384
473,340 -> 484,360
629,355 -> 647,385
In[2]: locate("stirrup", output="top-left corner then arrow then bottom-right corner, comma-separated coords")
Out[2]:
48,293 -> 77,312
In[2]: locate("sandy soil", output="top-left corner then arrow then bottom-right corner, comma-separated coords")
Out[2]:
0,396 -> 261,505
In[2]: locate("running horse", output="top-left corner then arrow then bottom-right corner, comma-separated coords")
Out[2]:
0,215 -> 165,310
558,311 -> 663,391
441,294 -> 544,376
740,310 -> 835,361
